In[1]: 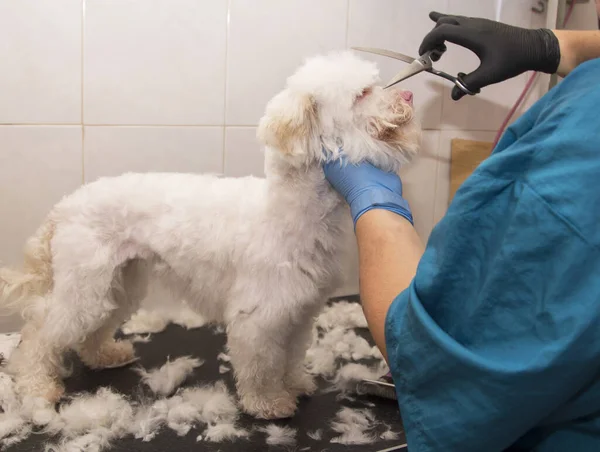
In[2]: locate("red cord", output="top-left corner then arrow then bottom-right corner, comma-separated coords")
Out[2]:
492,1 -> 576,148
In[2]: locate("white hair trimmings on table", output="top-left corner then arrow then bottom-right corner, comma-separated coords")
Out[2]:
0,50 -> 420,420
0,300 -> 400,449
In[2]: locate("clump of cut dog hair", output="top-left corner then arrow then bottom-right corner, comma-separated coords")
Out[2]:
329,407 -> 378,445
134,356 -> 204,396
259,424 -> 297,446
122,302 -> 206,336
305,301 -> 386,378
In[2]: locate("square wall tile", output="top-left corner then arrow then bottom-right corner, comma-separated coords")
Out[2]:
0,126 -> 82,266
401,131 -> 440,242
439,73 -> 529,132
84,0 -> 227,125
84,127 -> 223,182
434,130 -> 495,225
224,127 -> 265,177
348,0 -> 448,129
226,0 -> 347,125
438,0 -> 534,132
0,0 -> 81,124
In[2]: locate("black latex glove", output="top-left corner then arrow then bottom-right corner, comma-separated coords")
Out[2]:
419,12 -> 561,100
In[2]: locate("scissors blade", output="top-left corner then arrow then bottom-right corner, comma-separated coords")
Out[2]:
384,60 -> 426,89
351,47 -> 416,64
361,378 -> 396,388
351,47 -> 428,88
376,444 -> 408,452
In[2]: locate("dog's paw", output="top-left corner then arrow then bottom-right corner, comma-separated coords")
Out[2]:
80,339 -> 137,370
16,375 -> 64,404
286,372 -> 318,398
240,391 -> 297,420
45,381 -> 65,402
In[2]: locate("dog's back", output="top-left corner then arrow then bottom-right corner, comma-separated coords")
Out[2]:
0,172 -> 271,319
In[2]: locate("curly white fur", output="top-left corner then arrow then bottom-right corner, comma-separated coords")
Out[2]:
0,51 -> 419,420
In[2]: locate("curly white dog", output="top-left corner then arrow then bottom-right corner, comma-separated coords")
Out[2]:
0,51 -> 420,419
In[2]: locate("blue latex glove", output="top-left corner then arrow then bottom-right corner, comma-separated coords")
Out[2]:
323,159 -> 413,226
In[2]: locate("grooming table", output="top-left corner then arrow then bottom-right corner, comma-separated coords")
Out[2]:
11,297 -> 406,452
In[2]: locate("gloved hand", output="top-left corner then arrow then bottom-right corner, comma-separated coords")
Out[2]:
323,159 -> 413,226
420,11 -> 561,100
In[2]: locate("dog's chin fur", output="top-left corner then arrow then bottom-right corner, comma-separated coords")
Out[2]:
0,51 -> 420,420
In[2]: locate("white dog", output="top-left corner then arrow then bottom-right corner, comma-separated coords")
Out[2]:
0,52 -> 420,419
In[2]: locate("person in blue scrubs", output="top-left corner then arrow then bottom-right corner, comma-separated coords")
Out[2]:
325,12 -> 600,452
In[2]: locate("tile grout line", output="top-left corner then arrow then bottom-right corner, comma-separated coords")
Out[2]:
0,124 -> 255,128
81,0 -> 86,185
221,0 -> 232,174
0,124 -> 502,133
344,0 -> 350,48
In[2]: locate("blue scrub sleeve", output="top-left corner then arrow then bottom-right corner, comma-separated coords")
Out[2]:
384,58 -> 600,452
386,183 -> 600,451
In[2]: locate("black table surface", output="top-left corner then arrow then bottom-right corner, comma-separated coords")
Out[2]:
11,299 -> 406,452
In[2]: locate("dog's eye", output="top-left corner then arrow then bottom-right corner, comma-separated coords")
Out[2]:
356,87 -> 372,102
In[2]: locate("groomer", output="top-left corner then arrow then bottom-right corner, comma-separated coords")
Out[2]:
324,11 -> 600,452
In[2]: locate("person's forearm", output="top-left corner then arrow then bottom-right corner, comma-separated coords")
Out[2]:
554,29 -> 600,77
355,210 -> 424,362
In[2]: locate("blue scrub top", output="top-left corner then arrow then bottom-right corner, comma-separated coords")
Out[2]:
385,58 -> 600,452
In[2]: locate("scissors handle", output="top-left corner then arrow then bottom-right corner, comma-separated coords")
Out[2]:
454,72 -> 480,96
420,50 -> 479,97
427,68 -> 480,97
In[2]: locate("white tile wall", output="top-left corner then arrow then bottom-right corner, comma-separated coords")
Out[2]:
0,0 -> 82,124
224,127 -> 265,177
1,0 -> 593,332
226,0 -> 348,125
0,126 -> 82,264
401,131 -> 440,242
84,126 -> 223,182
84,0 -> 228,125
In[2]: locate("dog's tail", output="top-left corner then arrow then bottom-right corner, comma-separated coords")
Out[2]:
0,219 -> 54,314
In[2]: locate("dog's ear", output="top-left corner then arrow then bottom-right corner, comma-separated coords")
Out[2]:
257,90 -> 319,157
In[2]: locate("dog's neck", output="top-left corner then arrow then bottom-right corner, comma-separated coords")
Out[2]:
264,149 -> 343,226
260,148 -> 349,293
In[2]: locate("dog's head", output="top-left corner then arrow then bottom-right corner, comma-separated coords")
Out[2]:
257,51 -> 421,173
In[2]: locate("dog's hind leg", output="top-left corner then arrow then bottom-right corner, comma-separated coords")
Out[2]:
227,312 -> 297,420
8,315 -> 67,403
11,238 -> 137,401
11,293 -> 114,401
74,305 -> 136,370
76,259 -> 148,369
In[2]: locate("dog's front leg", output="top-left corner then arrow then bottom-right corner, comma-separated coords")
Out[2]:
227,314 -> 297,420
284,316 -> 318,398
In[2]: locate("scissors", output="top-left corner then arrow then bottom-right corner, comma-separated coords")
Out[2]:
352,47 -> 480,97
